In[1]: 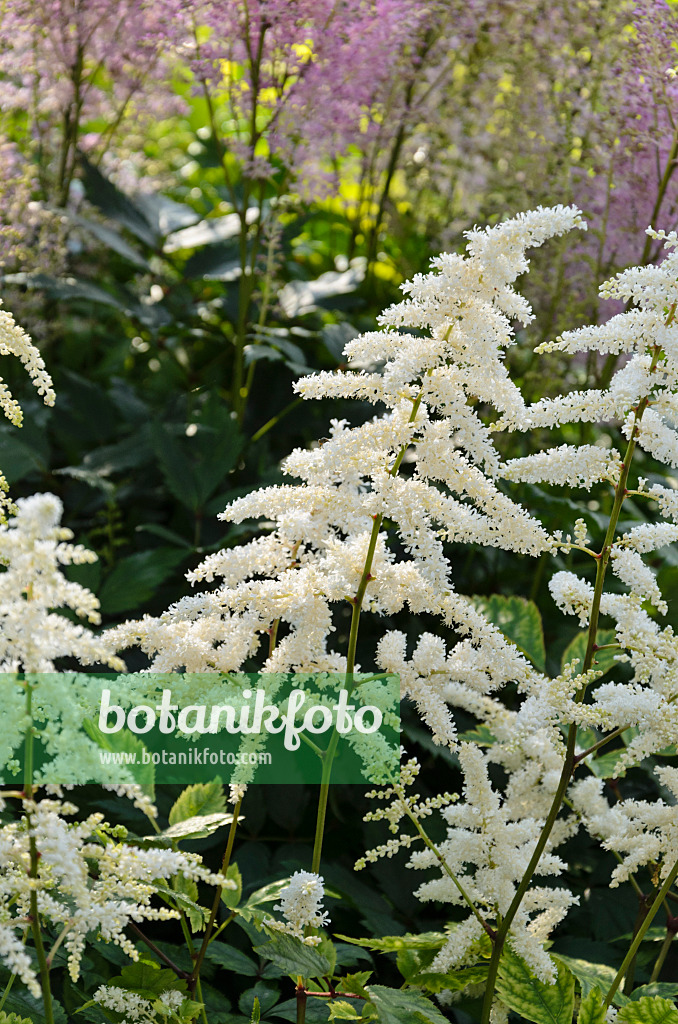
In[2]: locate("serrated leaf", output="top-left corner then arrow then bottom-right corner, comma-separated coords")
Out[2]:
222,862 -> 242,909
328,1002 -> 361,1021
496,949 -> 575,1024
98,547 -> 186,614
618,997 -> 678,1023
166,873 -> 208,933
396,947 -> 421,980
561,628 -> 617,677
578,988 -> 607,1024
334,932 -> 446,953
206,942 -> 259,976
82,718 -> 155,794
458,724 -> 496,746
253,932 -> 331,978
169,780 -> 226,824
176,998 -> 204,1021
0,993 -> 67,1024
0,1012 -> 37,1024
587,749 -> 628,780
632,987 -> 678,1002
410,963 -> 489,994
241,879 -> 292,914
366,985 -> 449,1024
110,962 -> 185,997
556,954 -> 628,1005
471,594 -> 546,670
162,812 -> 234,842
336,972 -> 372,1000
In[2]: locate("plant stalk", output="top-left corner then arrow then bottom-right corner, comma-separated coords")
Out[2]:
479,341 -> 663,1024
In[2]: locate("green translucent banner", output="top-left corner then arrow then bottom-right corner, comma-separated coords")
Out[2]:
1,672 -> 400,786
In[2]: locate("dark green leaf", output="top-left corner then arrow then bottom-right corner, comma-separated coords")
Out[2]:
98,547 -> 186,614
80,156 -> 159,247
253,932 -> 331,978
366,984 -> 449,1024
206,943 -> 259,976
470,594 -> 546,670
561,629 -> 618,677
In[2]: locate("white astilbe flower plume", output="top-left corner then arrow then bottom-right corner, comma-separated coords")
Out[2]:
0,796 -> 236,991
111,206 -> 582,705
0,493 -> 122,672
265,870 -> 329,946
106,208 -> 678,997
0,302 -> 55,520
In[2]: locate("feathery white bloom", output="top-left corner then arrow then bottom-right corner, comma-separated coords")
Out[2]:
610,547 -> 667,613
0,796 -> 233,985
502,445 -> 621,488
0,302 -> 55,423
266,871 -> 329,945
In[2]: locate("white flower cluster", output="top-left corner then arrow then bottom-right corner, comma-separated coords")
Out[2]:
0,301 -> 54,426
0,493 -> 122,672
94,983 -> 184,1022
0,796 -> 234,991
103,207 -> 678,1000
265,870 -> 329,946
413,745 -> 577,983
0,303 -> 55,520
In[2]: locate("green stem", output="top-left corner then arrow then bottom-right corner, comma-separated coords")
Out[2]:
189,797 -> 243,993
574,725 -> 627,764
622,894 -> 654,994
251,398 -> 303,444
0,964 -> 17,1013
400,797 -> 494,938
310,380 -> 430,874
22,681 -> 54,1024
649,918 -> 677,984
128,922 -> 190,979
311,515 -> 381,875
604,860 -> 678,1008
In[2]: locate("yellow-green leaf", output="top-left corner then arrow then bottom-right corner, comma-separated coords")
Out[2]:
618,997 -> 678,1024
168,780 -> 226,825
496,949 -> 574,1024
578,988 -> 606,1024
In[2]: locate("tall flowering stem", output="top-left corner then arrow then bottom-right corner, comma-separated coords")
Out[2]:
189,794 -> 243,996
311,384 -> 429,874
22,680 -> 55,1024
480,319 -> 672,1024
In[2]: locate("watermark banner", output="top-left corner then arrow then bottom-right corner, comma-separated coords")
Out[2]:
1,672 -> 400,786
